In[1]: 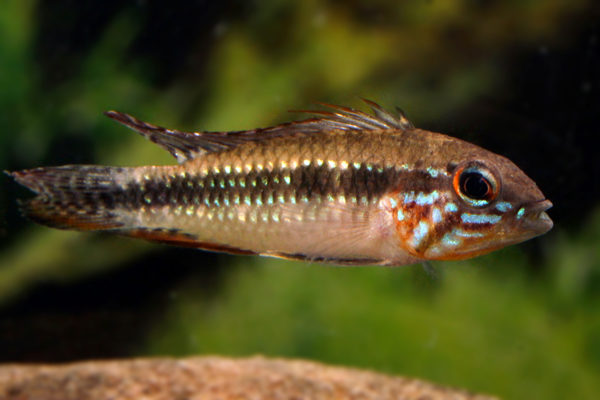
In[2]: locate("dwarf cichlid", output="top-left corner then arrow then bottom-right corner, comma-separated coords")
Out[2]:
8,100 -> 553,266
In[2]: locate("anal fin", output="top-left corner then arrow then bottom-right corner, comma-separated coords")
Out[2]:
120,227 -> 257,255
263,251 -> 383,266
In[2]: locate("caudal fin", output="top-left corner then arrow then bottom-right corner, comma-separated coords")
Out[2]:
7,165 -> 127,231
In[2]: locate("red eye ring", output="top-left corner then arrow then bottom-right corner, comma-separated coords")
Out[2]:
452,162 -> 500,207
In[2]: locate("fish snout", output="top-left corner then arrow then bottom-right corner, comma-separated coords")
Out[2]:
520,199 -> 553,234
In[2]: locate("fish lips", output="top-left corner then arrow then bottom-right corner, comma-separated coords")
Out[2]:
519,199 -> 554,235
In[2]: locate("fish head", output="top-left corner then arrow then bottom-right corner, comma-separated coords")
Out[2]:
387,136 -> 553,261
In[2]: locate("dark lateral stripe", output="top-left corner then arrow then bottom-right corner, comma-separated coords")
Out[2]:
110,164 -> 450,210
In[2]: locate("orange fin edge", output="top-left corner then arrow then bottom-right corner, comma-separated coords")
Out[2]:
122,228 -> 257,255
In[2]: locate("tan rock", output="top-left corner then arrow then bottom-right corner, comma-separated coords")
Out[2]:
0,356 -> 497,400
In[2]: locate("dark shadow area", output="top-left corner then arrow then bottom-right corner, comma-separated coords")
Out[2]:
34,0 -> 246,88
0,247 -> 229,362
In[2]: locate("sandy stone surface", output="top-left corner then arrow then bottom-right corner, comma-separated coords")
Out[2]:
0,356 -> 498,400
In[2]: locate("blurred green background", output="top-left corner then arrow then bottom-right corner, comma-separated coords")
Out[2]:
1,0 -> 599,398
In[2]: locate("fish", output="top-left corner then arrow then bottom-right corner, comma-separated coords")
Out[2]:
7,99 -> 553,266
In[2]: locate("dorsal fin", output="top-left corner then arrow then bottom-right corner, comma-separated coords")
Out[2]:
104,111 -> 237,163
105,99 -> 414,163
296,98 -> 414,131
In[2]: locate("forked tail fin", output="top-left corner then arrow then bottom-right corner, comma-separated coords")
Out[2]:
6,165 -> 127,231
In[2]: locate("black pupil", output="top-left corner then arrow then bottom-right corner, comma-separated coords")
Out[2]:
460,172 -> 490,200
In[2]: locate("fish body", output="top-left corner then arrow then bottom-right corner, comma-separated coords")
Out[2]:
9,100 -> 553,266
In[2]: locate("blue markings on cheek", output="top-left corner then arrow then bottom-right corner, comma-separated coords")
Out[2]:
461,213 -> 502,224
397,209 -> 405,221
442,233 -> 461,247
444,202 -> 458,213
412,221 -> 430,247
415,190 -> 440,206
453,228 -> 485,238
516,207 -> 525,219
431,207 -> 442,224
389,198 -> 398,208
403,191 -> 415,203
495,201 -> 513,212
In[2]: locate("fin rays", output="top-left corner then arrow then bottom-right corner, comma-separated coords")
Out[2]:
7,166 -> 125,231
106,99 -> 414,163
104,111 -> 231,162
297,99 -> 414,131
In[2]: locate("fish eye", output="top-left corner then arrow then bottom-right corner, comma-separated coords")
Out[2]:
453,162 -> 499,207
461,172 -> 491,199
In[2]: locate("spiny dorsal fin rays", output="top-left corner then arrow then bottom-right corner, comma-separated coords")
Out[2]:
360,98 -> 415,130
313,102 -> 393,130
291,99 -> 414,132
302,110 -> 382,131
105,100 -> 415,163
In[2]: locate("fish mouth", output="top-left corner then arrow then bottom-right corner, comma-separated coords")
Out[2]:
519,199 -> 553,234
